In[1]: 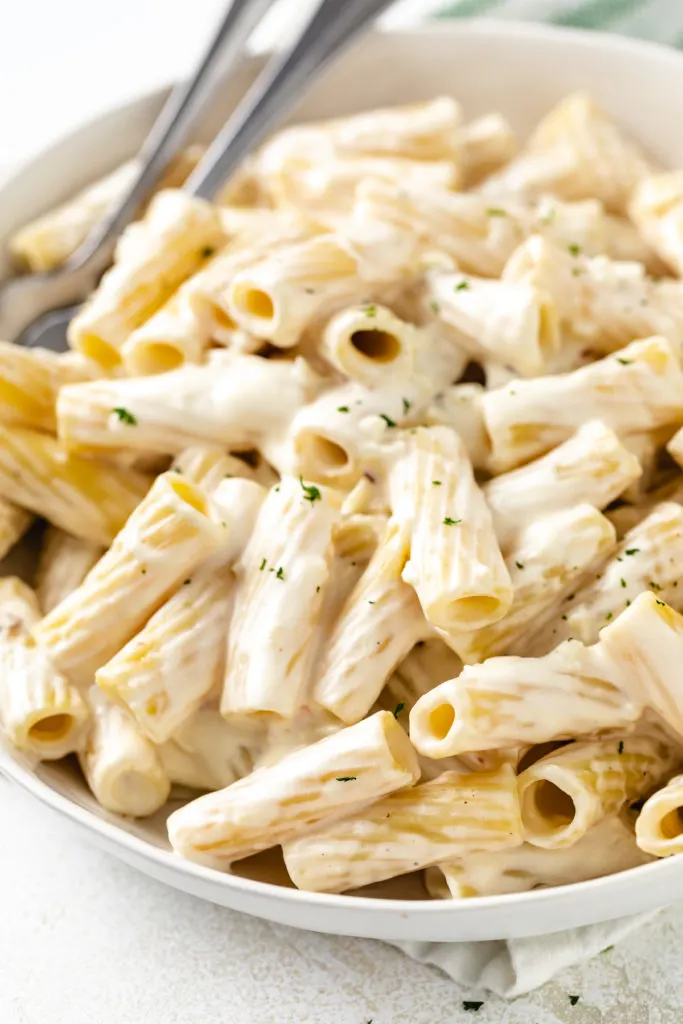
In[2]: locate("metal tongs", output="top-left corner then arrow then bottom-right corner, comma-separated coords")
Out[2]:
0,0 -> 395,350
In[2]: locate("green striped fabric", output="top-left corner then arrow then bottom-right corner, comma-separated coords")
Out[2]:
429,0 -> 683,48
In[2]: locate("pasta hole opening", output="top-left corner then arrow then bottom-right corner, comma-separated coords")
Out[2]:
28,714 -> 74,743
350,329 -> 401,364
168,477 -> 209,515
524,780 -> 576,832
428,703 -> 455,741
132,342 -> 184,375
298,434 -> 350,477
233,285 -> 275,321
78,334 -> 121,371
660,807 -> 683,840
209,302 -> 237,332
449,596 -> 501,627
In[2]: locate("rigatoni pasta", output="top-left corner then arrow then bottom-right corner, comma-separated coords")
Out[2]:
4,91 -> 683,900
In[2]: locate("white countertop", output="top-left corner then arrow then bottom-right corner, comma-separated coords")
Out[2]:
3,1 -> 683,1020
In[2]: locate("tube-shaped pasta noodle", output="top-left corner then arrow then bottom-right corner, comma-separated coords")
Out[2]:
96,563 -> 233,743
312,519 -> 429,724
97,479 -> 266,742
480,92 -> 655,214
290,336 -> 468,488
68,190 -> 227,369
528,503 -> 683,653
33,472 -> 226,682
321,304 -> 418,387
256,98 -> 462,174
390,426 -> 512,633
504,235 -> 683,353
0,577 -> 40,627
459,112 -> 518,185
225,231 -> 407,349
57,351 -> 321,457
254,707 -> 342,769
0,423 -> 151,545
427,816 -> 652,898
282,765 -> 523,893
449,505 -> 616,664
167,710 -> 420,868
8,146 -> 204,272
425,269 -> 559,377
425,383 -> 490,470
221,476 -> 341,719
121,212 -> 319,374
35,527 -> 103,615
157,707 -> 264,791
483,337 -> 683,472
409,640 -> 641,759
171,446 -> 255,492
0,499 -> 33,563
597,591 -> 683,739
262,152 -> 457,212
620,428 -> 672,504
0,579 -> 89,760
81,686 -> 170,816
483,421 -> 640,552
356,181 -> 654,280
517,729 -> 677,850
0,342 -> 97,432
635,775 -> 683,857
630,171 -> 683,277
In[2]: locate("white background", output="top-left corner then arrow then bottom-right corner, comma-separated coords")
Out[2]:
3,1 -> 683,1021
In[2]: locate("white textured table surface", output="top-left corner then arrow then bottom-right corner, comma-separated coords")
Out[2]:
3,2 -> 683,1020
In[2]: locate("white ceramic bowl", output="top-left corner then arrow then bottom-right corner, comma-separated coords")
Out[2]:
3,19 -> 683,942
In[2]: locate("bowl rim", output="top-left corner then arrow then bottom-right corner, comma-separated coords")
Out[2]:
3,15 -> 683,923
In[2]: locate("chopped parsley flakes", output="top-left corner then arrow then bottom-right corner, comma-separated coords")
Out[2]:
259,558 -> 267,571
616,357 -> 633,365
515,561 -> 524,570
337,405 -> 350,413
569,995 -> 580,1007
393,702 -> 405,719
454,279 -> 470,292
112,407 -> 137,426
462,1002 -> 484,1012
402,397 -> 412,415
618,741 -> 624,754
487,207 -> 507,217
443,517 -> 462,526
362,304 -> 377,317
432,480 -> 442,486
568,243 -> 582,257
300,477 -> 322,505
624,548 -> 640,556
336,776 -> 357,782
379,413 -> 397,428
275,566 -> 285,581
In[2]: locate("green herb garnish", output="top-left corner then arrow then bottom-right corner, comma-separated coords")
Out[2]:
393,702 -> 405,719
337,406 -> 350,413
443,517 -> 462,526
454,279 -> 470,292
275,566 -> 285,581
300,477 -> 322,505
379,413 -> 397,428
336,776 -> 357,782
112,407 -> 137,426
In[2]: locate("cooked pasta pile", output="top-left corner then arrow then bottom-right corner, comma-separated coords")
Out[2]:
7,92 -> 683,898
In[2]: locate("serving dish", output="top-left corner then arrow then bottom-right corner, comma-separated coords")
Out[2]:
4,19 -> 683,941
